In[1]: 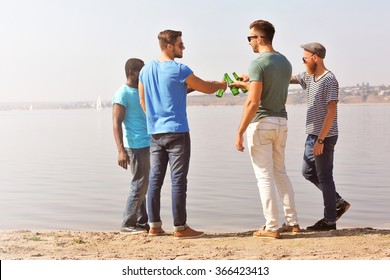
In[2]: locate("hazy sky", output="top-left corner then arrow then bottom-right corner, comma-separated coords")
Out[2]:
1,0 -> 389,103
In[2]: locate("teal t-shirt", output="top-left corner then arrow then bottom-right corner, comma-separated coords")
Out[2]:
248,52 -> 292,122
112,84 -> 150,149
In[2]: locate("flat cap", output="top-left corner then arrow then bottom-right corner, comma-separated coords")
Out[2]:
300,42 -> 326,59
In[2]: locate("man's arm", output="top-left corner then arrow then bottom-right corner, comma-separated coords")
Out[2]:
185,73 -> 226,94
187,85 -> 195,94
112,103 -> 129,169
236,81 -> 262,152
290,76 -> 299,84
313,100 -> 337,156
139,81 -> 146,113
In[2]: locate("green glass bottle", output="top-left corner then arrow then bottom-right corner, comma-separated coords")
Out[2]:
225,73 -> 240,96
216,75 -> 226,98
232,72 -> 248,93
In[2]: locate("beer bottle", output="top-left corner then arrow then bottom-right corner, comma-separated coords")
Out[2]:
232,72 -> 248,93
216,75 -> 226,98
225,73 -> 240,96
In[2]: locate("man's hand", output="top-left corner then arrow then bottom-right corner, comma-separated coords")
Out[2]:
118,150 -> 129,169
230,80 -> 248,91
313,142 -> 324,156
240,74 -> 250,82
235,133 -> 245,152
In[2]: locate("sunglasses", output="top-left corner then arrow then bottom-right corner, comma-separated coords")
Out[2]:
247,35 -> 258,42
302,54 -> 315,63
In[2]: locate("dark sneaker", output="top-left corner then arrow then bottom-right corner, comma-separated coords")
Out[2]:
279,223 -> 301,233
137,223 -> 150,232
148,227 -> 166,236
120,226 -> 147,234
174,226 -> 204,240
336,200 -> 350,221
306,219 -> 336,231
253,226 -> 281,239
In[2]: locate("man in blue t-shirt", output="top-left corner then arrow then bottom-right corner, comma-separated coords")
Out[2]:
139,29 -> 226,240
113,58 -> 150,234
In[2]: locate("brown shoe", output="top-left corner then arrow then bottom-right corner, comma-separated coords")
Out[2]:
148,227 -> 166,236
174,226 -> 204,240
279,223 -> 301,233
253,226 -> 280,239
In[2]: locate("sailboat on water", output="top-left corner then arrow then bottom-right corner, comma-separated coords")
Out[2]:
96,96 -> 103,110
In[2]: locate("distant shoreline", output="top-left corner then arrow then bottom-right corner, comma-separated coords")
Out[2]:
1,94 -> 389,111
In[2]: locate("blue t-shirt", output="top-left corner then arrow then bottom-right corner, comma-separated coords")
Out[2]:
139,60 -> 193,134
112,84 -> 150,149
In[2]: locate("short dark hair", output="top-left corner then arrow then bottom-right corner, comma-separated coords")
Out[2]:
249,20 -> 275,44
158,30 -> 182,50
125,58 -> 144,79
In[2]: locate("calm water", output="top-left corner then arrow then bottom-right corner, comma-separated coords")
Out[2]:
1,104 -> 389,232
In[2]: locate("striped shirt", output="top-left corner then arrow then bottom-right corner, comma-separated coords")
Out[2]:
295,71 -> 339,137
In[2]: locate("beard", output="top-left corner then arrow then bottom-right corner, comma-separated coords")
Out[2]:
174,50 -> 183,59
252,45 -> 258,53
306,62 -> 317,75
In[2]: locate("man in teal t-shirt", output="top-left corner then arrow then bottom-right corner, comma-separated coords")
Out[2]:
113,58 -> 150,234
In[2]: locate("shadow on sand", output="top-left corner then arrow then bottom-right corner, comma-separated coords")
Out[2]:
203,227 -> 390,239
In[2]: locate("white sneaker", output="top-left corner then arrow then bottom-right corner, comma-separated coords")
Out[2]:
120,226 -> 147,234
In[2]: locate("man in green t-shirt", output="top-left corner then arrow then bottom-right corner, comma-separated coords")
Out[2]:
231,20 -> 300,239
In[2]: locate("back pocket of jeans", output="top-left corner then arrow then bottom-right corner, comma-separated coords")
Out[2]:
256,129 -> 275,145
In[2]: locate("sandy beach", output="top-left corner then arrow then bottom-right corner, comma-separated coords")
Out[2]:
1,227 -> 389,260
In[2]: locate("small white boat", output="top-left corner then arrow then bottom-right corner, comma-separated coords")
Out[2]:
96,97 -> 103,110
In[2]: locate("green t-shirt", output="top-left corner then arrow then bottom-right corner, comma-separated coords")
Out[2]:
248,52 -> 292,122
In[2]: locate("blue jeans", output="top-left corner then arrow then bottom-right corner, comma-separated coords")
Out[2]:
148,132 -> 190,231
302,134 -> 340,223
122,147 -> 150,227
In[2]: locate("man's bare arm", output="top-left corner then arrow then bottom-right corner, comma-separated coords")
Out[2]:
290,76 -> 299,84
139,82 -> 146,113
185,73 -> 226,94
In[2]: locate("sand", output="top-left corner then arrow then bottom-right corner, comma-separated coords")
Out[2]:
1,227 -> 389,260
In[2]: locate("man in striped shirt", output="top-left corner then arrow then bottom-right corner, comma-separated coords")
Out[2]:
291,42 -> 350,231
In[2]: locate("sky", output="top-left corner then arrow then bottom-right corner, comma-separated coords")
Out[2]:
1,0 -> 389,103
